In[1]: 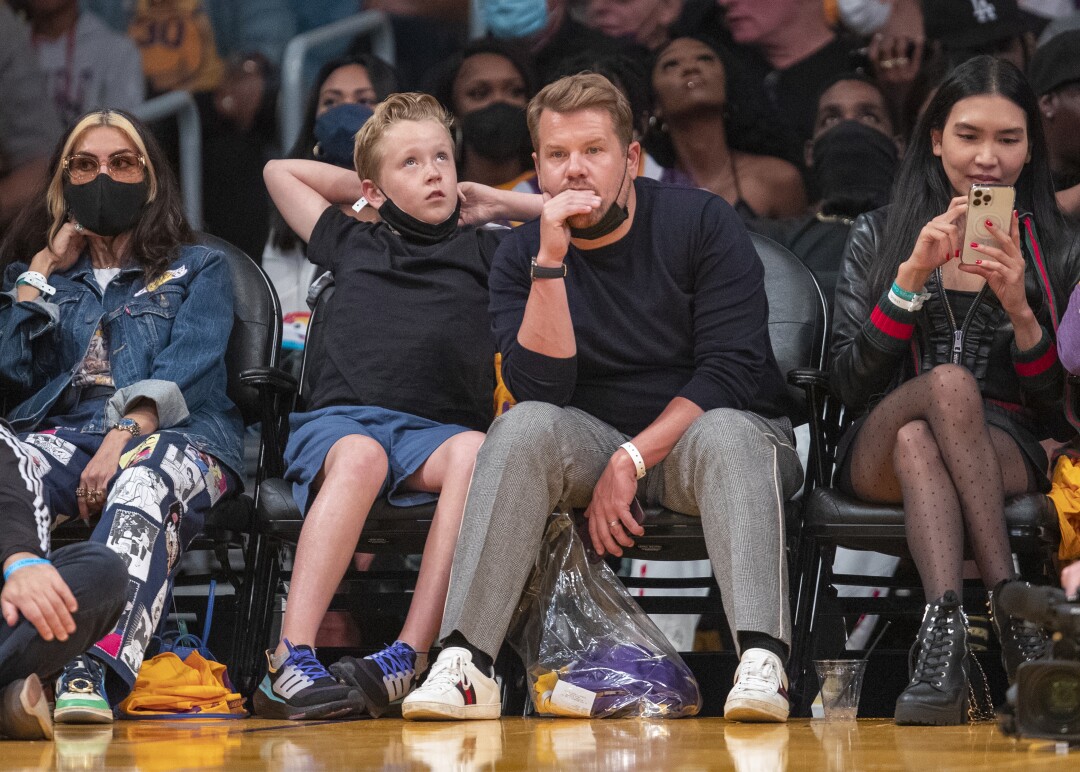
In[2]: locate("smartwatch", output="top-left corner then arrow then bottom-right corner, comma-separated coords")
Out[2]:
530,258 -> 567,280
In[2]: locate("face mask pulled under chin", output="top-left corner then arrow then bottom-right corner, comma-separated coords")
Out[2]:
460,102 -> 532,164
377,192 -> 461,245
567,167 -> 630,241
811,120 -> 898,217
63,176 -> 149,237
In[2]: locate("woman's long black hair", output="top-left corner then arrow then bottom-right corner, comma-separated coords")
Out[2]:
869,55 -> 1066,300
1,109 -> 191,281
270,53 -> 401,252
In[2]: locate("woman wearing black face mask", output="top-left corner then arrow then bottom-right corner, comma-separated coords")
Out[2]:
0,109 -> 243,723
427,40 -> 537,189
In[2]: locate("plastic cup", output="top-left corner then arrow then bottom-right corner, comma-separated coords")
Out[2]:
814,659 -> 867,721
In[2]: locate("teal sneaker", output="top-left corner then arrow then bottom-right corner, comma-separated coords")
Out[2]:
54,655 -> 113,724
253,639 -> 365,720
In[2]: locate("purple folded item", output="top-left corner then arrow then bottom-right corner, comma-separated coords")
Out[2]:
558,641 -> 700,717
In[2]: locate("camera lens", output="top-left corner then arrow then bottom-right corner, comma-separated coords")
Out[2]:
1024,665 -> 1080,736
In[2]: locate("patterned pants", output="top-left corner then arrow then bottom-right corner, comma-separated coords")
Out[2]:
19,428 -> 236,692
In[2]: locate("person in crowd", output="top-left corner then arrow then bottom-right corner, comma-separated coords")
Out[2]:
924,0 -> 1037,73
646,35 -> 806,220
427,40 -> 537,190
482,0 -> 625,86
0,420 -> 127,740
1026,29 -> 1080,217
715,0 -> 857,165
583,0 -> 683,50
264,53 -> 399,362
257,92 -> 513,720
0,109 -> 244,723
17,0 -> 144,127
403,73 -> 803,723
0,3 -> 63,235
752,73 -> 900,303
829,56 -> 1079,725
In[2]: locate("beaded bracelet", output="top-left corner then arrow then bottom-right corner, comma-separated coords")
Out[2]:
3,557 -> 51,582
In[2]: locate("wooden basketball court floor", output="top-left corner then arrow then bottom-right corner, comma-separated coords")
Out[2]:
6,717 -> 1078,770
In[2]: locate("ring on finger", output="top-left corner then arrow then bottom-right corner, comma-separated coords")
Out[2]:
75,487 -> 88,498
880,58 -> 897,69
609,520 -> 619,529
73,222 -> 84,232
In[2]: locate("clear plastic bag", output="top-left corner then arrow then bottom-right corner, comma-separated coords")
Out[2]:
506,512 -> 702,718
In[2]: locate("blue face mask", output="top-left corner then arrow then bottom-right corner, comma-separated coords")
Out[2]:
313,103 -> 375,168
483,0 -> 548,39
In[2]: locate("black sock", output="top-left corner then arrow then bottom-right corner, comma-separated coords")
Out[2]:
737,632 -> 789,663
442,630 -> 493,674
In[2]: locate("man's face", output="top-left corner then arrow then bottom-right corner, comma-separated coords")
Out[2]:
533,108 -> 637,230
585,0 -> 681,50
716,0 -> 798,45
370,119 -> 458,224
812,80 -> 894,141
1043,82 -> 1080,168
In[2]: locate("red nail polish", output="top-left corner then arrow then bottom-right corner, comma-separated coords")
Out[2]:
955,249 -> 960,258
975,259 -> 983,265
971,242 -> 979,248
985,219 -> 993,228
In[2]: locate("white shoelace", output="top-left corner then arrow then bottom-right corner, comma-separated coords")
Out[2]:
423,653 -> 467,691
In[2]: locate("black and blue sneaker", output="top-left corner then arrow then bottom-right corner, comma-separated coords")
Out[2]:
331,640 -> 417,718
254,639 -> 365,720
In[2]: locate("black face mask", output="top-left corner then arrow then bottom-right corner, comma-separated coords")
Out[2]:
568,165 -> 630,241
64,176 -> 149,237
811,120 -> 898,218
378,193 -> 461,245
460,102 -> 532,164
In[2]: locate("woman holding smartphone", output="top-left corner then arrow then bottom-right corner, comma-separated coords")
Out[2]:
830,55 -> 1080,726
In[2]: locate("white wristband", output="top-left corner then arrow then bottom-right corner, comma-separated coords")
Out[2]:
620,441 -> 647,480
887,288 -> 926,312
15,271 -> 55,297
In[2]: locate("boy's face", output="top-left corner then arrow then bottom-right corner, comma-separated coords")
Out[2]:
366,119 -> 458,224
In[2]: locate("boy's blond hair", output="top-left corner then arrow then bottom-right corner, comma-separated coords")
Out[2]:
353,92 -> 454,183
526,73 -> 634,152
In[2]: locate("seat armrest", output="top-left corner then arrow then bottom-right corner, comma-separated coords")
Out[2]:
787,367 -> 830,391
240,366 -> 298,396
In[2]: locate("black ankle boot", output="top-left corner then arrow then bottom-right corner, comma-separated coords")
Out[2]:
989,579 -> 1049,685
894,590 -> 970,726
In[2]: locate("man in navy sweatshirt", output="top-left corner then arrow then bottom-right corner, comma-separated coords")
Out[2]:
404,73 -> 802,722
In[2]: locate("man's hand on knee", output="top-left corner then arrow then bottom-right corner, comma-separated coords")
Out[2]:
1,555 -> 78,642
585,451 -> 644,557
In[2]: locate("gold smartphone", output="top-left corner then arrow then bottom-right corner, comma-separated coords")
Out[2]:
961,184 -> 1015,265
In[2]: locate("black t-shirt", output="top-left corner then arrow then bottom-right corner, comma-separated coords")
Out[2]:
306,207 -> 505,432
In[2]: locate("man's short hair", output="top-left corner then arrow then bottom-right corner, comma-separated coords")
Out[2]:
527,72 -> 634,152
353,92 -> 454,183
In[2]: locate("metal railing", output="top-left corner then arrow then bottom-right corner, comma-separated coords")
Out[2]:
278,11 -> 396,152
133,91 -> 203,229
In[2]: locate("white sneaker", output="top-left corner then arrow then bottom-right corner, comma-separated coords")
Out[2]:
401,647 -> 501,720
724,648 -> 790,723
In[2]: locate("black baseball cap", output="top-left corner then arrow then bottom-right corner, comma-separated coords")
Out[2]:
1028,30 -> 1080,95
924,0 -> 1026,50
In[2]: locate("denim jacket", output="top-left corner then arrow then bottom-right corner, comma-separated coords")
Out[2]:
0,244 -> 244,477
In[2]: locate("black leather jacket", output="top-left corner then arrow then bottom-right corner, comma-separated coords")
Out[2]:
830,207 -> 1080,439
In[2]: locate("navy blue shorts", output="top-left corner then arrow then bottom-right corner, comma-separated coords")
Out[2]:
283,405 -> 473,514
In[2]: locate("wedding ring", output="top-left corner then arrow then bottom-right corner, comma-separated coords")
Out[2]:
609,520 -> 619,528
